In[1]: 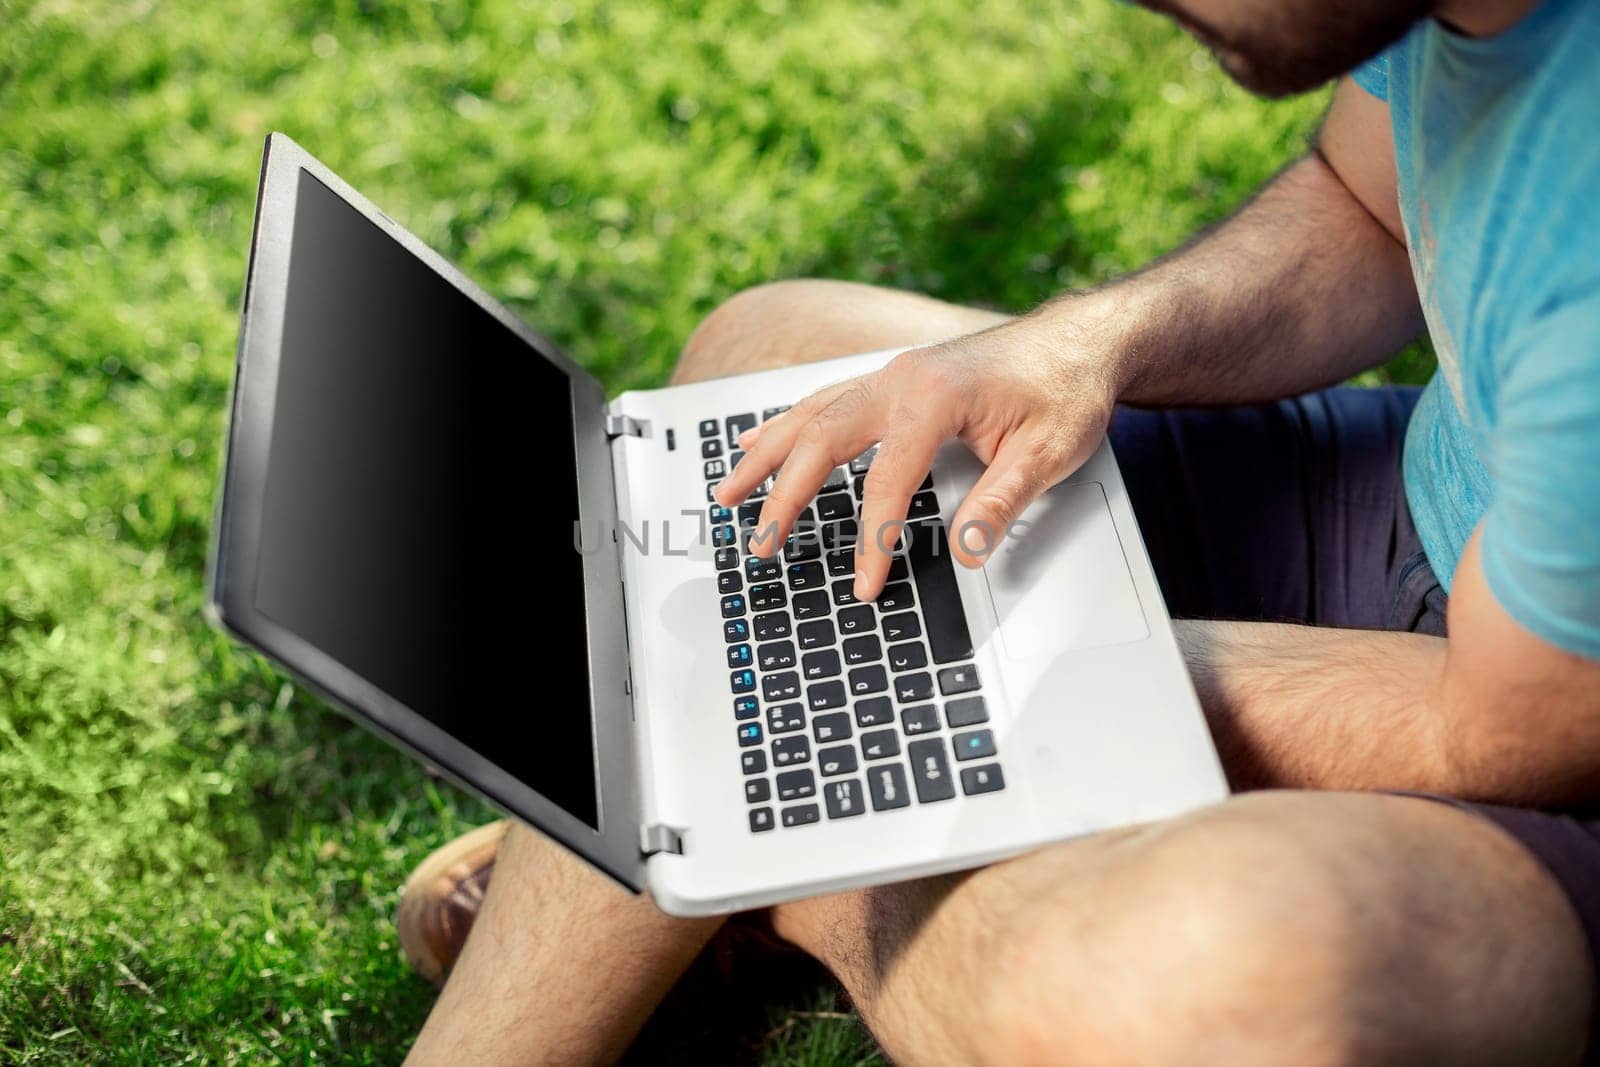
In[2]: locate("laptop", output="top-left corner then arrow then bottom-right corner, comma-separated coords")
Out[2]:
208,134 -> 1227,916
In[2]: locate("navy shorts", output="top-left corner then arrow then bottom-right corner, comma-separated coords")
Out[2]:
1110,386 -> 1600,1052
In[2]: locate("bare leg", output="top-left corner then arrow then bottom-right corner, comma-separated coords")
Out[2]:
769,792 -> 1593,1066
407,280 -> 1001,1064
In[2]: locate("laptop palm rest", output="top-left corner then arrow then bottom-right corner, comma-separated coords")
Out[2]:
981,481 -> 1149,659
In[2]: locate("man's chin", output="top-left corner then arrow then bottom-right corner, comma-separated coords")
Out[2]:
1217,49 -> 1335,99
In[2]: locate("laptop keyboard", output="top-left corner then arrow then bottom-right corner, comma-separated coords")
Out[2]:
699,410 -> 1006,834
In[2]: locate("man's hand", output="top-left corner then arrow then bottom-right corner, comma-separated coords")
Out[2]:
712,313 -> 1123,600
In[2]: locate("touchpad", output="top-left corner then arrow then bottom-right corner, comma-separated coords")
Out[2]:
982,481 -> 1148,659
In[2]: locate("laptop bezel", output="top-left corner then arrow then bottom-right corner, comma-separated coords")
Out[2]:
206,133 -> 645,890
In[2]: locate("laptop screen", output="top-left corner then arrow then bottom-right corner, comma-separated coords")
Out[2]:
251,169 -> 600,829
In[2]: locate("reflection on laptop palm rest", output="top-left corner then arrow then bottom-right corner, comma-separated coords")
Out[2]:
982,481 -> 1149,659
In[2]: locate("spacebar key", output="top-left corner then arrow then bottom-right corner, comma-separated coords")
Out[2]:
906,522 -> 974,664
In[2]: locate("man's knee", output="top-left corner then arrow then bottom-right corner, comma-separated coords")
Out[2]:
973,800 -> 1399,1066
675,279 -> 841,383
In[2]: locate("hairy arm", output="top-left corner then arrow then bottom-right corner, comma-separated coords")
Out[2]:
1181,533 -> 1600,806
1052,77 -> 1423,405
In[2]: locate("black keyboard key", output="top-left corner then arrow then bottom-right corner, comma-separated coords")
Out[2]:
781,803 -> 820,828
787,561 -> 826,591
887,556 -> 910,583
731,669 -> 756,694
792,590 -> 830,620
960,763 -> 1005,796
712,524 -> 736,548
785,536 -> 822,563
894,671 -> 935,704
868,763 -> 911,811
741,750 -> 767,774
757,640 -> 796,671
907,491 -> 939,521
882,611 -> 921,643
802,649 -> 841,681
727,644 -> 752,669
812,711 -> 852,744
842,635 -> 882,665
945,696 -> 989,728
855,696 -> 894,727
818,745 -> 858,776
734,695 -> 759,720
698,418 -> 719,438
737,501 -> 764,528
851,473 -> 867,499
825,550 -> 854,578
888,642 -> 928,672
706,482 -> 721,503
776,769 -> 816,800
745,778 -> 771,803
848,664 -> 888,697
807,681 -> 846,711
738,722 -> 763,747
822,520 -> 859,552
763,405 -> 790,420
714,547 -> 739,571
796,619 -> 835,651
702,438 -> 723,459
877,582 -> 915,613
901,704 -> 939,735
721,594 -> 747,619
753,612 -> 792,641
824,778 -> 866,818
938,663 -> 981,696
745,556 -> 781,582
822,466 -> 849,492
849,447 -> 876,475
907,522 -> 975,664
953,729 -> 996,761
749,582 -> 787,611
749,806 -> 775,832
726,412 -> 758,449
816,492 -> 854,522
730,449 -> 746,469
831,578 -> 859,607
766,703 -> 805,734
837,604 -> 875,635
860,728 -> 900,760
724,618 -> 750,643
908,737 -> 956,803
772,736 -> 810,766
705,458 -> 727,480
718,571 -> 743,595
762,671 -> 801,702
709,503 -> 731,524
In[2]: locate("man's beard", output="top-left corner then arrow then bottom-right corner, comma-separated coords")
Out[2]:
1139,0 -> 1435,98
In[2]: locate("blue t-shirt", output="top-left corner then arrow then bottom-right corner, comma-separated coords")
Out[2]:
1351,0 -> 1600,659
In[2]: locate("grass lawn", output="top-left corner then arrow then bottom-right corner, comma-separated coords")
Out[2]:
1,0 -> 1427,1061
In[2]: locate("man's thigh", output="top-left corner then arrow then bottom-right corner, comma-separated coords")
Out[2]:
1111,387 -> 1429,629
773,791 -> 1593,1065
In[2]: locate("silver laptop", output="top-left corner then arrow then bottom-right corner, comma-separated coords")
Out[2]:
208,134 -> 1227,916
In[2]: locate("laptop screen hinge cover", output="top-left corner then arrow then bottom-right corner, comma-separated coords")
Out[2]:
640,823 -> 685,857
605,414 -> 650,440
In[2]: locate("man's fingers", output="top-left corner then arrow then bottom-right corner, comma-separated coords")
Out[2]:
755,380 -> 881,551
712,379 -> 856,507
948,435 -> 1061,568
853,413 -> 949,600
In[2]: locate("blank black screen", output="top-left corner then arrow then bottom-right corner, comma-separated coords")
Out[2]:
254,170 -> 599,828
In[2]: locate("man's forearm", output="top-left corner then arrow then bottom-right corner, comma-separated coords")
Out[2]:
1030,150 -> 1423,407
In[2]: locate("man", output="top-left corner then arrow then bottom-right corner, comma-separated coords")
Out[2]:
400,0 -> 1600,1060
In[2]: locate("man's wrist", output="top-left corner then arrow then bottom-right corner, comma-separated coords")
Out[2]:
1028,283 -> 1165,403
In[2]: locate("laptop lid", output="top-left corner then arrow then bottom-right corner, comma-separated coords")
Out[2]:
208,134 -> 644,890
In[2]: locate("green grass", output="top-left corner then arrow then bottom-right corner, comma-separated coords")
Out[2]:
1,0 -> 1424,1061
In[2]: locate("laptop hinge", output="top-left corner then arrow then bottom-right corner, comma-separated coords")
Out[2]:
605,414 -> 650,440
640,823 -> 685,857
